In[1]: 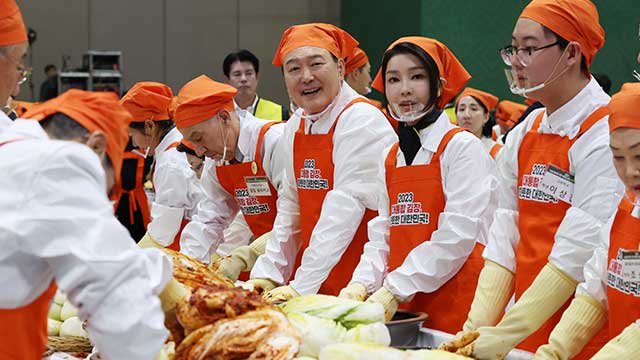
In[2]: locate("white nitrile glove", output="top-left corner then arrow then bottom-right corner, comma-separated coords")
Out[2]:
338,283 -> 368,301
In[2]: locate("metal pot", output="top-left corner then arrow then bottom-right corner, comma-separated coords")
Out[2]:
385,310 -> 429,347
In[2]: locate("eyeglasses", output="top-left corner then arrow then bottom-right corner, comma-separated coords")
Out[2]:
499,41 -> 561,68
1,54 -> 32,85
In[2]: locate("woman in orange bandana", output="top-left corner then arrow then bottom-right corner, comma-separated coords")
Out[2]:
492,100 -> 528,143
455,87 -> 502,158
120,82 -> 204,251
338,37 -> 498,334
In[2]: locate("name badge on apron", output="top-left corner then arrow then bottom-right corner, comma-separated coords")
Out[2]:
619,250 -> 640,283
245,176 -> 272,197
538,164 -> 574,204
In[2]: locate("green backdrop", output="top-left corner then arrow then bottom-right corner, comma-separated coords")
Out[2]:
341,0 -> 640,103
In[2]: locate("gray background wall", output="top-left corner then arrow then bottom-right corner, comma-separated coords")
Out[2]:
17,0 -> 340,105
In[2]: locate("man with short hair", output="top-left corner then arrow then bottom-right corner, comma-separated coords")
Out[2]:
344,47 -> 372,97
0,0 -> 29,128
223,49 -> 288,121
39,63 -> 58,101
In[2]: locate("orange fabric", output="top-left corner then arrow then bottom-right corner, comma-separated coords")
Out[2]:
0,282 -> 56,360
345,47 -> 369,75
12,100 -> 36,117
495,100 -> 527,128
216,122 -> 278,238
489,143 -> 503,159
120,82 -> 173,122
25,89 -> 132,186
372,37 -> 470,108
272,23 -> 359,67
525,98 -> 537,106
292,98 -> 375,295
180,139 -> 196,151
608,82 -> 640,133
455,87 -> 499,112
385,129 -> 484,334
173,75 -> 237,129
515,107 -> 609,357
115,152 -> 151,226
0,0 -> 27,46
491,128 -> 498,141
606,199 -> 640,337
520,0 -> 604,75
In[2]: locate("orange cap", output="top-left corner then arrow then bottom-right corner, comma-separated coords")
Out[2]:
345,47 -> 369,75
495,100 -> 528,126
0,0 -> 27,46
167,96 -> 178,120
272,23 -> 359,67
608,82 -> 640,133
520,0 -> 604,75
173,75 -> 237,129
371,36 -> 471,108
24,90 -> 132,185
455,87 -> 499,112
120,82 -> 173,122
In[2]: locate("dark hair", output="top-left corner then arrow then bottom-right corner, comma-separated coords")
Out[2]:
454,95 -> 495,138
542,26 -> 587,73
44,64 -> 56,74
223,49 -> 260,77
380,42 -> 442,111
129,119 -> 174,132
176,143 -> 202,159
593,73 -> 612,94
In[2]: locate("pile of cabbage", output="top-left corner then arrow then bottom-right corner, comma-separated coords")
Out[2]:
47,289 -> 88,338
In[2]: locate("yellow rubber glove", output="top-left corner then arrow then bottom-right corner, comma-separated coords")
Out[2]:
338,283 -> 368,301
210,252 -> 222,263
457,263 -> 578,360
138,231 -> 164,249
213,231 -> 270,282
158,277 -> 191,312
366,287 -> 399,322
590,322 -> 640,359
263,285 -> 300,303
534,295 -> 606,360
244,278 -> 278,294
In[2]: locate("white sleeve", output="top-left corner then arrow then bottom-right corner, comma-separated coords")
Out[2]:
575,214 -> 614,309
349,150 -> 391,293
289,104 -> 397,295
22,145 -> 169,360
384,133 -> 499,301
217,212 -> 253,256
549,122 -> 623,281
180,158 -> 239,262
251,117 -> 301,284
482,115 -> 532,272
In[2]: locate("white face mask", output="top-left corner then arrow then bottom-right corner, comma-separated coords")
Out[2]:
300,96 -> 338,122
387,101 -> 431,123
132,146 -> 150,159
504,46 -> 570,97
363,86 -> 372,95
216,119 -> 229,166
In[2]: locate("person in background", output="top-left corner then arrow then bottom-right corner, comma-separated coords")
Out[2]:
39,63 -> 58,101
455,87 -> 502,158
0,0 -> 29,128
593,73 -> 612,95
249,23 -> 396,300
223,49 -> 288,121
344,47 -> 373,97
176,138 -> 204,179
492,99 -> 528,143
121,82 -> 204,251
0,89 -> 173,360
441,1 -> 622,358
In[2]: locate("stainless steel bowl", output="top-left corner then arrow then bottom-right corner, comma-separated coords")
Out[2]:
385,310 -> 429,347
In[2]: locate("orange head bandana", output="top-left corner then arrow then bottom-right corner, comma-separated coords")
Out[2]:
119,82 -> 173,122
455,87 -> 499,112
173,75 -> 237,129
371,36 -> 471,108
495,100 -> 528,127
24,89 -> 132,185
272,23 -> 359,67
0,0 -> 27,46
519,0 -> 604,75
180,139 -> 196,151
345,47 -> 369,75
608,82 -> 640,133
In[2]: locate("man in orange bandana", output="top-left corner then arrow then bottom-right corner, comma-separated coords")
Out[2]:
344,47 -> 373,97
441,1 -> 623,359
0,0 -> 29,128
248,23 -> 396,301
0,90 -> 172,359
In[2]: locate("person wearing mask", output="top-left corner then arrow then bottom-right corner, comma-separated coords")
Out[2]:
223,49 -> 288,121
0,90 -> 173,359
121,82 -> 204,251
0,0 -> 29,129
492,99 -> 528,143
174,76 -> 285,282
440,1 -> 622,358
248,23 -> 396,301
455,87 -> 502,158
338,37 -> 497,332
533,82 -> 640,359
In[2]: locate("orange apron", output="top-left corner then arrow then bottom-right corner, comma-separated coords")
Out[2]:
216,122 -> 278,238
489,143 -> 502,159
292,98 -> 377,296
386,128 -> 484,334
515,107 -> 609,356
114,151 -> 151,226
606,199 -> 640,338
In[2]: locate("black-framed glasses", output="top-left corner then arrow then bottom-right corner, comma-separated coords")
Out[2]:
499,41 -> 561,68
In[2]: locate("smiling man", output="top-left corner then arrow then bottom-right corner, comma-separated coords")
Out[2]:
0,0 -> 29,129
247,23 -> 396,301
440,1 -> 623,359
